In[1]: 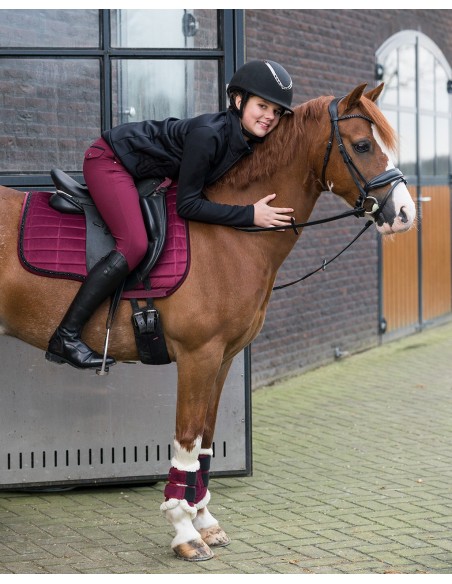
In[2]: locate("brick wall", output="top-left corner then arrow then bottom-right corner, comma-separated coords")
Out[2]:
245,9 -> 452,387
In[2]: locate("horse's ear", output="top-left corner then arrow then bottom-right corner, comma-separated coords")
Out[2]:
342,83 -> 368,113
364,83 -> 384,102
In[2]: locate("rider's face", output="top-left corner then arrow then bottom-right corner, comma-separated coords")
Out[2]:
236,95 -> 282,139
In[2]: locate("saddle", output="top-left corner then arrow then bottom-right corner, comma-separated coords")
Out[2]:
49,168 -> 169,289
19,171 -> 190,367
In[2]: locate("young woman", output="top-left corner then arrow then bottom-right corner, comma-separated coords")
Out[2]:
45,59 -> 295,370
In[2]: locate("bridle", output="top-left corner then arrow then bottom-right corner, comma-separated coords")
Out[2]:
236,95 -> 408,290
322,96 -> 406,221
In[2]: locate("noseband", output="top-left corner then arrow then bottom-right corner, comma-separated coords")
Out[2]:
322,96 -> 407,220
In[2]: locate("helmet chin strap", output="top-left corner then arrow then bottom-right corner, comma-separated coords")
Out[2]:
240,125 -> 265,143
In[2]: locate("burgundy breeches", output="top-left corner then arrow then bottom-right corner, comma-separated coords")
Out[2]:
83,137 -> 148,271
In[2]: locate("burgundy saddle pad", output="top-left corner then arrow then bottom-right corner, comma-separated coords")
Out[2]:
18,184 -> 190,299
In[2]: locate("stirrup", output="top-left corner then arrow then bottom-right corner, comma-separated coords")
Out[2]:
96,281 -> 125,376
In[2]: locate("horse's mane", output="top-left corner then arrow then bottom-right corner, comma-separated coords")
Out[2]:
215,93 -> 397,190
216,98 -> 326,189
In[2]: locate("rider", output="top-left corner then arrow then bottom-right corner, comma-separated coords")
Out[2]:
45,59 -> 295,370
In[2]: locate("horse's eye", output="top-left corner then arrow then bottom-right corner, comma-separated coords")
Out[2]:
353,141 -> 370,154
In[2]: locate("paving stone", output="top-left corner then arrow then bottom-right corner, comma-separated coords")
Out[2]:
2,319 -> 452,573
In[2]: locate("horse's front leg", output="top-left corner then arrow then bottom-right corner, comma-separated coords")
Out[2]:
160,436 -> 212,561
192,358 -> 233,548
160,347 -> 224,561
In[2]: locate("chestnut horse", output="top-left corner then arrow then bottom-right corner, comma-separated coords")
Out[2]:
0,83 -> 415,561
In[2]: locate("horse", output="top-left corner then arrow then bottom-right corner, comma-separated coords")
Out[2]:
0,83 -> 415,561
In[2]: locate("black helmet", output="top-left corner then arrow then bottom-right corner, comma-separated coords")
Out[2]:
227,59 -> 294,114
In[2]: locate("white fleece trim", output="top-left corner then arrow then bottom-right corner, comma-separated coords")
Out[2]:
170,457 -> 199,472
195,489 -> 211,510
171,438 -> 201,472
199,448 -> 213,456
160,498 -> 197,518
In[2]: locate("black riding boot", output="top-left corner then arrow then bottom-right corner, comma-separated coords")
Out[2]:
45,250 -> 129,369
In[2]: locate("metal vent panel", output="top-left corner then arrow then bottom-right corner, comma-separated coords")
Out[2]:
0,337 -> 250,488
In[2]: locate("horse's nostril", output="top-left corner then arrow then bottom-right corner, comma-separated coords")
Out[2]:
399,206 -> 408,223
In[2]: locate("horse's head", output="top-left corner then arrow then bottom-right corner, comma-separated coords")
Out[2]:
317,83 -> 416,235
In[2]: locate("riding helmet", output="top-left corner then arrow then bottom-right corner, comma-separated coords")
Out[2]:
227,59 -> 294,114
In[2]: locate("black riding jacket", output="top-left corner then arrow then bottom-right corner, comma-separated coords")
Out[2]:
102,109 -> 255,227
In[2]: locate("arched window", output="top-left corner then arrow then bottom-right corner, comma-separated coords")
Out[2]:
376,30 -> 451,184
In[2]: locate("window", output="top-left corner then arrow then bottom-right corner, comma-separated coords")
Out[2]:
0,9 -> 240,187
376,30 -> 452,183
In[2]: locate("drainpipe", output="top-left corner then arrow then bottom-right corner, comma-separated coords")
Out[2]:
415,35 -> 424,331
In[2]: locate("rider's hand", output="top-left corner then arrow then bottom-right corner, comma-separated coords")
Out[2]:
253,194 -> 294,228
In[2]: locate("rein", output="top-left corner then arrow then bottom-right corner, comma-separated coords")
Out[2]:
236,95 -> 407,290
273,218 -> 373,290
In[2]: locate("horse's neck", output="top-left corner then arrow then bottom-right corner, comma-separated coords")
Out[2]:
210,169 -> 320,275
257,168 -> 321,269
208,131 -> 322,270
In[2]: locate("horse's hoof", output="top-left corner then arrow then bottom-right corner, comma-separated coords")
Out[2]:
172,538 -> 214,561
199,524 -> 231,547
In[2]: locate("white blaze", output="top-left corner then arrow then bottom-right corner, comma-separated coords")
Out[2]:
372,126 -> 416,233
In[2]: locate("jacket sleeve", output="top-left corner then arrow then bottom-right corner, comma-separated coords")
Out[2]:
176,126 -> 255,227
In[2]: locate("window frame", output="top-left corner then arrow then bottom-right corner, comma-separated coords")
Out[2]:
0,9 -> 244,188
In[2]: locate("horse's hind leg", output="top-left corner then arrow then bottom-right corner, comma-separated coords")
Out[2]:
192,358 -> 233,547
193,449 -> 231,547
